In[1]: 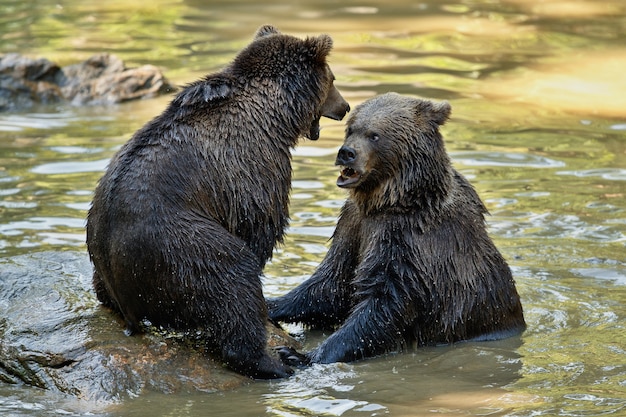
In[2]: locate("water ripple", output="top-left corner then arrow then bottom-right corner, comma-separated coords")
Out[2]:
31,159 -> 109,175
265,364 -> 387,416
452,151 -> 565,168
491,212 -> 626,242
556,168 -> 626,181
0,113 -> 75,131
572,268 -> 626,286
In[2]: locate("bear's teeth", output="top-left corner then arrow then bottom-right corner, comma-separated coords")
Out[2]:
342,167 -> 356,177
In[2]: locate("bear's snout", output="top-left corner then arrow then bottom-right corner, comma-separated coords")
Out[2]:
336,145 -> 356,165
321,85 -> 350,121
336,145 -> 363,188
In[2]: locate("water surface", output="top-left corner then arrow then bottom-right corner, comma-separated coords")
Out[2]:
1,0 -> 625,416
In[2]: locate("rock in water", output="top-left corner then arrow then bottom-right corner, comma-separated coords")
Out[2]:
0,251 -> 295,404
0,53 -> 175,111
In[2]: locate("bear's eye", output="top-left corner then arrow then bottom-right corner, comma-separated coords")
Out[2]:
346,127 -> 353,136
370,133 -> 380,142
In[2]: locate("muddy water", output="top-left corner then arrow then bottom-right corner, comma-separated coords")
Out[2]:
1,0 -> 625,416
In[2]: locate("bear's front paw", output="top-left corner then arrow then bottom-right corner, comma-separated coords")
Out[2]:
248,358 -> 294,380
259,363 -> 295,379
276,346 -> 310,367
226,353 -> 294,379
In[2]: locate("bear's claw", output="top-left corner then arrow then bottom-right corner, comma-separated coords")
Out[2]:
275,346 -> 310,367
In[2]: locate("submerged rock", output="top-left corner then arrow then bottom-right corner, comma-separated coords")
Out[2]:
0,251 -> 297,403
0,53 -> 176,111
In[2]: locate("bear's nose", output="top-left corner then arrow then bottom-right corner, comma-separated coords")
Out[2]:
336,145 -> 356,165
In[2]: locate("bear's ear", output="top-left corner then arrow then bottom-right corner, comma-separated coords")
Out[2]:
416,100 -> 451,126
304,34 -> 333,63
176,76 -> 232,107
255,25 -> 280,38
431,101 -> 451,126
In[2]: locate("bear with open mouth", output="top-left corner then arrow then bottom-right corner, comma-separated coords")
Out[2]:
86,25 -> 349,379
269,93 -> 525,365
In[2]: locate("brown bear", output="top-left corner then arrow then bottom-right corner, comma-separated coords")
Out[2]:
268,93 -> 525,365
86,25 -> 349,379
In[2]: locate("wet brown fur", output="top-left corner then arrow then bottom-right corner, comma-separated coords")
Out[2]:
86,25 -> 349,379
269,93 -> 525,365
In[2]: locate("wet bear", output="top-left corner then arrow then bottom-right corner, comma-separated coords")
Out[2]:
269,93 -> 525,365
86,25 -> 350,379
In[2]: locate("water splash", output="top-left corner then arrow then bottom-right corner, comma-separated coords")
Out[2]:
264,364 -> 386,416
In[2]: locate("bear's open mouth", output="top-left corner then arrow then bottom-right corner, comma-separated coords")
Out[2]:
337,166 -> 361,188
307,117 -> 321,140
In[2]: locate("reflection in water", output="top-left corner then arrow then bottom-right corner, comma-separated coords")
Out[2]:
0,0 -> 625,416
479,50 -> 626,118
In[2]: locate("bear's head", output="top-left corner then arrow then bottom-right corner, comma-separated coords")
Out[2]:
173,25 -> 349,141
234,25 -> 349,140
335,93 -> 453,213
